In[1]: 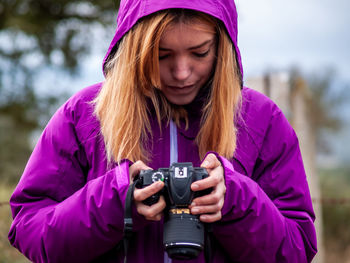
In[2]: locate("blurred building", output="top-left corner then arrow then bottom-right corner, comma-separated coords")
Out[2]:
245,73 -> 324,263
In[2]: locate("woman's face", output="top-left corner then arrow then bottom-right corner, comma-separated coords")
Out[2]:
158,21 -> 216,105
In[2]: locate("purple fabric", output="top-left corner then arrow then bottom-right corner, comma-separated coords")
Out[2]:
9,0 -> 317,262
8,85 -> 317,262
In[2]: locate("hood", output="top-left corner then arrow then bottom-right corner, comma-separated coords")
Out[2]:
103,0 -> 243,79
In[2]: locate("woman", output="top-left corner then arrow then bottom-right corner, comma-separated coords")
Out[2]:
8,0 -> 317,262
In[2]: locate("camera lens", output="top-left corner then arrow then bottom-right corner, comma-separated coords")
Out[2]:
163,209 -> 205,260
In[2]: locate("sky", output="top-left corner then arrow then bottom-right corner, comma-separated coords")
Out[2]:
236,0 -> 350,81
39,0 -> 350,163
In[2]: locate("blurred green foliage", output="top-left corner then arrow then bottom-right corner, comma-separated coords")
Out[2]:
0,0 -> 120,184
0,184 -> 30,262
320,166 -> 350,262
0,0 -> 118,69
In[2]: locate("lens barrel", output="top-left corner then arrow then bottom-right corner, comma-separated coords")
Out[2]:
163,211 -> 205,260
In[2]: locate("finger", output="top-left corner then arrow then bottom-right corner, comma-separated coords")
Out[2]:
199,212 -> 222,223
191,183 -> 226,206
191,192 -> 222,207
201,153 -> 221,169
190,199 -> 224,215
136,196 -> 166,221
191,169 -> 223,192
145,213 -> 163,221
136,196 -> 166,213
134,181 -> 164,202
129,160 -> 152,181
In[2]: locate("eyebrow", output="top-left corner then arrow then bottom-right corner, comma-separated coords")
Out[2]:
159,39 -> 213,51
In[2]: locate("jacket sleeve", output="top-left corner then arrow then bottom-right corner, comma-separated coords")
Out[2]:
8,101 -> 147,263
212,110 -> 317,262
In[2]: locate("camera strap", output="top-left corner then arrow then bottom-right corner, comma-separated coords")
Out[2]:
204,224 -> 214,263
122,182 -> 137,263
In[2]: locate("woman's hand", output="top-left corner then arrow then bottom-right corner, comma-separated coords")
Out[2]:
190,153 -> 226,223
129,161 -> 166,221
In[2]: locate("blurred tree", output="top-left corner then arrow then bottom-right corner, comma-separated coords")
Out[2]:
0,0 -> 120,184
288,67 -> 349,263
289,68 -> 347,153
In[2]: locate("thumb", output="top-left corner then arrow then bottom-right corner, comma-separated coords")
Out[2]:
201,153 -> 221,169
129,160 -> 151,181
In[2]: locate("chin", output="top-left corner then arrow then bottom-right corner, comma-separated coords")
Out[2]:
168,97 -> 196,106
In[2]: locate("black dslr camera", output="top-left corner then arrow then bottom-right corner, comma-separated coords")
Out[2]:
135,162 -> 211,260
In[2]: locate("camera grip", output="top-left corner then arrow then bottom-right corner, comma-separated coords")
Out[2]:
143,193 -> 160,206
194,187 -> 213,199
136,169 -> 163,206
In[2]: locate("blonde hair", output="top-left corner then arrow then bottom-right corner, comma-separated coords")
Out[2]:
94,9 -> 242,164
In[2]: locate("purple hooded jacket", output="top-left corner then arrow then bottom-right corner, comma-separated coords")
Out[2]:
9,0 -> 317,262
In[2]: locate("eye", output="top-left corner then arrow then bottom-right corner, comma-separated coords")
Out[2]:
193,50 -> 210,58
159,54 -> 170,60
159,49 -> 171,60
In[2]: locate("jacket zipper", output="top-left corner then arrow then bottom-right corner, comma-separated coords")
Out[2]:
164,120 -> 177,263
170,120 -> 178,164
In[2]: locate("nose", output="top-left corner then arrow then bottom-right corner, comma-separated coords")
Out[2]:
172,56 -> 192,82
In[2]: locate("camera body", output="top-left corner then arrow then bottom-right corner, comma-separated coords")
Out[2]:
137,162 -> 210,206
136,162 -> 211,260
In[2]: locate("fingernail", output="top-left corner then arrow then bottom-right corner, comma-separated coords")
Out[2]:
202,161 -> 209,167
192,208 -> 199,213
191,202 -> 196,207
192,184 -> 199,190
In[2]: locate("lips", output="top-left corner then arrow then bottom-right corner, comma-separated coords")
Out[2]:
169,85 -> 194,89
161,83 -> 201,105
167,85 -> 195,94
